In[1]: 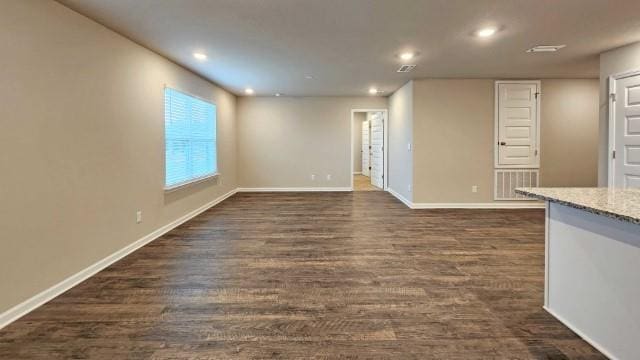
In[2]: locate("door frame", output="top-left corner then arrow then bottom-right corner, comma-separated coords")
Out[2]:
351,109 -> 388,191
608,69 -> 640,188
494,80 -> 542,169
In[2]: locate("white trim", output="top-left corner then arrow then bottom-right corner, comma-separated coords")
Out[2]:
608,69 -> 640,188
164,173 -> 219,192
387,187 -> 413,208
411,202 -> 545,209
544,201 -> 550,308
351,109 -> 389,191
237,187 -> 352,192
544,306 -> 618,360
610,68 -> 640,80
609,75 -> 616,188
494,80 -> 542,169
386,188 -> 544,209
0,188 -> 237,330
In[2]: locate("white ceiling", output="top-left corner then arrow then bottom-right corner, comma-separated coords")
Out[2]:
58,0 -> 640,96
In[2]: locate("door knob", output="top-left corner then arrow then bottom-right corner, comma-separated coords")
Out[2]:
498,141 -> 506,146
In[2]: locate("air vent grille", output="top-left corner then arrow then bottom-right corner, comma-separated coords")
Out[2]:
526,45 -> 566,53
494,169 -> 539,201
397,65 -> 416,73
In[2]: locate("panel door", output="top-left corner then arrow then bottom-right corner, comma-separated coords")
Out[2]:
614,74 -> 640,188
370,112 -> 384,189
497,83 -> 539,167
361,120 -> 370,177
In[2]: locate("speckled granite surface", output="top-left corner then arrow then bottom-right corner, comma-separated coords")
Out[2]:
515,187 -> 640,225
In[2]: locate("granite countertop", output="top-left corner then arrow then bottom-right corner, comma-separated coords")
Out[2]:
515,187 -> 640,225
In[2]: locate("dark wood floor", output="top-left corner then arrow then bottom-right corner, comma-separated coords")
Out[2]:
1,192 -> 604,359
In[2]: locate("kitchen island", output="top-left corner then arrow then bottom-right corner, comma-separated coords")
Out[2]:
516,187 -> 640,360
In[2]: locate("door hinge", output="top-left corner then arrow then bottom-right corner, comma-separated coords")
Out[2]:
369,166 -> 371,170
535,92 -> 540,100
610,93 -> 616,102
612,150 -> 616,159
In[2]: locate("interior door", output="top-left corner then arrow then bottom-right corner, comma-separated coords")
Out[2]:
497,83 -> 539,167
370,112 -> 384,189
361,120 -> 370,177
613,74 -> 640,188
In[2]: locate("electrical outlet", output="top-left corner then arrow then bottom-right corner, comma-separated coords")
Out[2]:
471,185 -> 478,193
326,174 -> 332,181
408,184 -> 412,192
311,174 -> 316,181
407,142 -> 412,151
136,210 -> 142,224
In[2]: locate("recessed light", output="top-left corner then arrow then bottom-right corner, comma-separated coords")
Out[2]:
245,88 -> 254,95
476,27 -> 497,38
369,87 -> 378,95
193,52 -> 207,60
305,75 -> 314,80
399,52 -> 415,61
275,93 -> 281,97
526,45 -> 567,53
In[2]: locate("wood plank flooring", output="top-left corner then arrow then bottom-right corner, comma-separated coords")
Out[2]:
0,192 -> 604,359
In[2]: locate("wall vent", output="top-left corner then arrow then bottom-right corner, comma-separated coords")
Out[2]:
397,64 -> 416,73
494,169 -> 539,200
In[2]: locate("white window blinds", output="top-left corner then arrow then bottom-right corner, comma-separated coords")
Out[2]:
164,88 -> 217,189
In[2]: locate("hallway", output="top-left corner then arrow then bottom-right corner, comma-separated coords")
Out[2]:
353,174 -> 381,191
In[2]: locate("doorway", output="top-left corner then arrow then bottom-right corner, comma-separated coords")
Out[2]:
609,70 -> 640,189
351,109 -> 388,191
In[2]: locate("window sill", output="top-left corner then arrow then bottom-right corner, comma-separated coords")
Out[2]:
164,173 -> 219,193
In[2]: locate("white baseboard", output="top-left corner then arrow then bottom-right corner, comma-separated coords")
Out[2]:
412,202 -> 545,209
237,187 -> 352,192
386,188 -> 544,209
544,306 -> 617,360
387,187 -> 413,208
0,188 -> 237,330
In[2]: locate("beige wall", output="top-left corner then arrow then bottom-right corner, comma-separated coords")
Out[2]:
0,0 -> 607,318
411,79 -> 599,203
388,82 -> 414,201
352,112 -> 365,173
0,1 -> 237,313
540,79 -> 599,187
598,42 -> 640,185
412,80 -> 494,203
237,97 -> 386,188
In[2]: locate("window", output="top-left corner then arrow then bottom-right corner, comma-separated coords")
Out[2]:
164,87 -> 217,189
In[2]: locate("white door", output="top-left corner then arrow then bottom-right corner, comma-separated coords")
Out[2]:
612,73 -> 640,188
496,82 -> 540,168
370,112 -> 384,189
361,120 -> 370,177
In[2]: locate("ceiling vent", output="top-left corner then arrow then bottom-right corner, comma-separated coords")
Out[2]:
397,64 -> 416,73
526,45 -> 566,53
